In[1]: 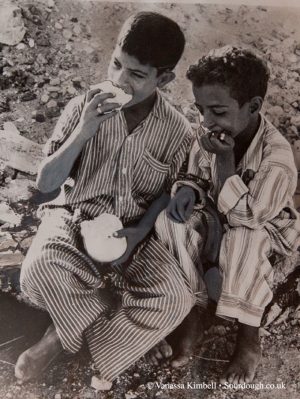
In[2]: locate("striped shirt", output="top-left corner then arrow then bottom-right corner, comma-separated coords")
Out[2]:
180,114 -> 300,249
42,90 -> 192,224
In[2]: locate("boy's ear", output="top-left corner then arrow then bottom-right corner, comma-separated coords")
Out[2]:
157,71 -> 175,88
249,96 -> 263,114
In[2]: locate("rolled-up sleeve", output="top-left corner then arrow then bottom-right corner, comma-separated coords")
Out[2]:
218,164 -> 294,229
43,95 -> 85,156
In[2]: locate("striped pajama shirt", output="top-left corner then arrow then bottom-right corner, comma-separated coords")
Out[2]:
21,90 -> 199,381
167,114 -> 300,327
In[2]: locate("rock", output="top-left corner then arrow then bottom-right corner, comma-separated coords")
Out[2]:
288,54 -> 298,64
273,308 -> 290,325
264,303 -> 282,327
47,99 -> 58,108
0,122 -> 44,175
90,376 -> 112,391
32,111 -> 46,122
20,92 -> 37,102
0,204 -> 22,227
28,38 -> 35,48
41,93 -> 50,104
0,178 -> 36,202
55,22 -> 63,30
0,94 -> 10,113
63,29 -> 73,40
259,327 -> 271,337
73,25 -> 82,36
54,394 -> 61,399
290,115 -> 300,129
0,232 -> 18,251
0,2 -> 26,46
125,392 -> 137,399
0,251 -> 24,270
266,105 -> 284,118
16,43 -> 26,50
50,78 -> 60,86
36,34 -> 51,47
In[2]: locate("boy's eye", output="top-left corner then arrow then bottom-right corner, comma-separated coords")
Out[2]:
212,109 -> 227,116
113,60 -> 121,69
130,72 -> 144,79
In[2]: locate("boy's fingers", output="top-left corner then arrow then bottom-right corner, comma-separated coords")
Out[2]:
86,88 -> 101,102
97,102 -> 121,115
112,228 -> 127,238
89,92 -> 116,109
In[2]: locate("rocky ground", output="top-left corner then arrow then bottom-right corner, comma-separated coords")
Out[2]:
0,1 -> 300,398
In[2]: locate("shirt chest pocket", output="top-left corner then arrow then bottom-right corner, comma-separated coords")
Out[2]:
132,149 -> 170,201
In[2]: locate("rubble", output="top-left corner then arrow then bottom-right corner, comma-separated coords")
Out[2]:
264,303 -> 282,327
0,122 -> 44,175
0,203 -> 22,227
0,2 -> 26,46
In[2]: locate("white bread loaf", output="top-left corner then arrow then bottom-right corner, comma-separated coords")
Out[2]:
90,80 -> 132,108
81,213 -> 127,263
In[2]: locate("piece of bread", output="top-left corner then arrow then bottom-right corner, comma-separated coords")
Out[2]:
90,80 -> 132,108
81,213 -> 127,263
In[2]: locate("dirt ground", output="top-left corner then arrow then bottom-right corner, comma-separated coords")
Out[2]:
0,1 -> 300,398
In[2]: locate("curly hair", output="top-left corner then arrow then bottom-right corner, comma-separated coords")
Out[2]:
118,12 -> 185,74
187,46 -> 270,106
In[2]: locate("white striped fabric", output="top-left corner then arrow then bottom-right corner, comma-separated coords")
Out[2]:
42,90 -> 192,224
21,90 -> 196,381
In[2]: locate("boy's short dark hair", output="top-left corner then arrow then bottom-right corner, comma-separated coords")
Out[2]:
118,12 -> 185,74
187,46 -> 270,106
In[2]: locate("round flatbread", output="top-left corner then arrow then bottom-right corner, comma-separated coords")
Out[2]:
90,80 -> 132,108
81,213 -> 127,263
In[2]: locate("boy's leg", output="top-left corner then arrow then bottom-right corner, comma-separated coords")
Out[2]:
217,226 -> 272,383
148,209 -> 208,366
16,208 -> 108,381
85,233 -> 199,382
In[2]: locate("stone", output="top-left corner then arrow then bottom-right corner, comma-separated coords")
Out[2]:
0,204 -> 21,227
290,115 -> 300,129
266,105 -> 284,118
16,43 -> 26,50
0,122 -> 43,175
55,22 -> 63,30
41,93 -> 50,104
63,29 -> 73,40
90,376 -> 112,391
0,178 -> 36,202
20,92 -> 37,102
73,25 -> 82,36
46,99 -> 58,109
0,251 -> 24,270
50,78 -> 60,86
264,303 -> 282,327
0,2 -> 26,46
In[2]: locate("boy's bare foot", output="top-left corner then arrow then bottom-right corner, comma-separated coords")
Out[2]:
170,307 -> 204,368
146,307 -> 204,368
15,324 -> 63,383
146,339 -> 173,366
220,324 -> 261,384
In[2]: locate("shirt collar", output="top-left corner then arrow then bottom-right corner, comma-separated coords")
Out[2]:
150,90 -> 168,120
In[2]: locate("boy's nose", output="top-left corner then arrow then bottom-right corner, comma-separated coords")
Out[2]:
114,70 -> 130,90
202,113 -> 215,130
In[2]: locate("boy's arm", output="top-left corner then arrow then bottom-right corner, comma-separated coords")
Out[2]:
112,191 -> 170,265
218,163 -> 294,229
36,89 -> 120,193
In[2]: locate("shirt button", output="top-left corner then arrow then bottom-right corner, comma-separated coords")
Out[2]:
122,167 -> 127,174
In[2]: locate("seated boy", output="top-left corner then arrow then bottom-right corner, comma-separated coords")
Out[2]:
155,46 -> 300,383
15,12 -> 196,383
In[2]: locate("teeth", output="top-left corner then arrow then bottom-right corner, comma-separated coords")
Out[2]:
220,133 -> 225,141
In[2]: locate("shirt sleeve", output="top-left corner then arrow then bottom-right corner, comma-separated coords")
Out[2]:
43,95 -> 85,157
218,163 -> 295,229
171,135 -> 212,198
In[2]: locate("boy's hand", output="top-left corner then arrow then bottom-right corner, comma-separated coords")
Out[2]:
78,88 -> 121,140
167,186 -> 196,223
111,224 -> 148,266
200,132 -> 235,155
